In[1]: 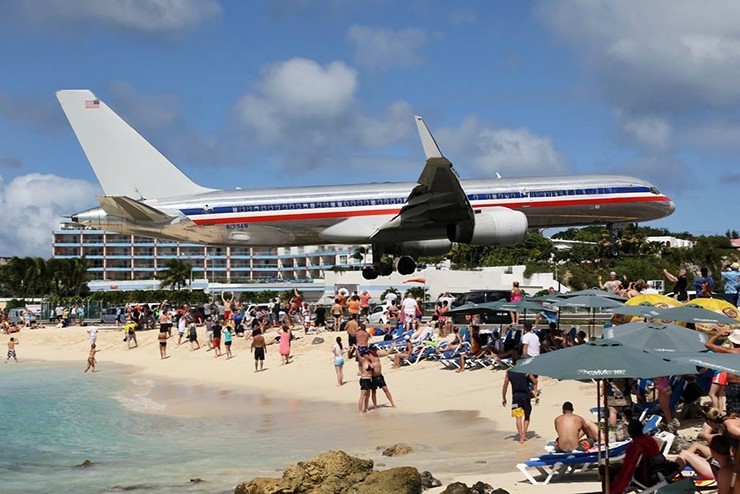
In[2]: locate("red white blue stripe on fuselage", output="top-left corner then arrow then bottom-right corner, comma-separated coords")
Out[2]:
181,182 -> 672,229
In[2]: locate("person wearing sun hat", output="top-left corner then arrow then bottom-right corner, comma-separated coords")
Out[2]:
721,262 -> 740,306
706,329 -> 740,414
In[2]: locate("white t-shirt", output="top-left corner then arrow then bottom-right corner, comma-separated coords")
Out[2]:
402,297 -> 418,316
521,331 -> 541,357
384,293 -> 398,305
87,326 -> 98,340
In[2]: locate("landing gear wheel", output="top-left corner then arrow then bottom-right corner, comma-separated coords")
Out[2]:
378,262 -> 393,277
396,256 -> 416,275
362,266 -> 378,280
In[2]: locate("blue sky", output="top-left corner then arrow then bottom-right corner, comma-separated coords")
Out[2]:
1,0 -> 739,257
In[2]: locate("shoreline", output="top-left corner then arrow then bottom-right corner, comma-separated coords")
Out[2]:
9,325 -> 605,492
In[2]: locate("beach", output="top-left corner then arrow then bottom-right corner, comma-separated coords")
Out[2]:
6,324 -> 607,493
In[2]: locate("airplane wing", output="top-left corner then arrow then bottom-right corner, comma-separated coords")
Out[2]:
98,196 -> 173,223
371,116 -> 474,242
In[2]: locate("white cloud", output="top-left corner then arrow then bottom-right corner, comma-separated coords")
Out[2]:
348,25 -> 429,69
539,1 -> 740,114
6,0 -> 221,34
234,58 -> 359,156
616,112 -> 672,151
0,173 -> 100,257
434,116 -> 570,178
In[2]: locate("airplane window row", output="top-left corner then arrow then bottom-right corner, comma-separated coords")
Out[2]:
221,197 -> 405,214
468,186 -> 650,201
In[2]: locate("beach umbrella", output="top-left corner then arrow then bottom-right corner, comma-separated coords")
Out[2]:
603,321 -> 708,353
610,294 -> 682,325
511,340 -> 697,493
554,295 -> 625,339
685,298 -> 740,335
446,302 -> 490,317
656,305 -> 740,326
667,351 -> 740,375
483,299 -> 550,324
559,288 -> 627,301
609,302 -> 662,320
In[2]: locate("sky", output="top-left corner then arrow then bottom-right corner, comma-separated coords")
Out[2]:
1,0 -> 740,257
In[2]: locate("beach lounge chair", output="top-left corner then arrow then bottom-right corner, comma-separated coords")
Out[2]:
626,453 -> 688,493
642,414 -> 663,435
517,440 -> 630,485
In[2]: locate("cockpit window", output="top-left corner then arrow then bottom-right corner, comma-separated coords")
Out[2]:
650,187 -> 660,195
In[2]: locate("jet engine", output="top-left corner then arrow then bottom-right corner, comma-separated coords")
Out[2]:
447,207 -> 528,246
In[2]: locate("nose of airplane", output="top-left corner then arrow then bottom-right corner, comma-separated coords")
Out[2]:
667,200 -> 676,215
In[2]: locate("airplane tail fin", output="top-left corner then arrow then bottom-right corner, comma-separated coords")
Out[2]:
56,89 -> 213,199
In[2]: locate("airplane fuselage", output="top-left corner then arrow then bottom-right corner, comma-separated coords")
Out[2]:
73,174 -> 674,247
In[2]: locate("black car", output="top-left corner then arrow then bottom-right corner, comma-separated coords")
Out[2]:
451,289 -> 513,324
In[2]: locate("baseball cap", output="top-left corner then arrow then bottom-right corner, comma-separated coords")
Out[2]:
609,271 -> 617,276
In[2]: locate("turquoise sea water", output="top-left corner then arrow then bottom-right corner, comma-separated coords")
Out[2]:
1,362 -> 512,493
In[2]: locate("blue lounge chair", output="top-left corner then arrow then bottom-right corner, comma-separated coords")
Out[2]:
517,440 -> 630,485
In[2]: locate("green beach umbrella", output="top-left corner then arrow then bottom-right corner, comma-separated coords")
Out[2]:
609,302 -> 662,319
602,321 -> 708,353
655,305 -> 740,326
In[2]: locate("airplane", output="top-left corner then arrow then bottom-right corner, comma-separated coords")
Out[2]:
57,90 -> 675,280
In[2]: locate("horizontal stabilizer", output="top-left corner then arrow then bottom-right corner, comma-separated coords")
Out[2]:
98,196 -> 173,223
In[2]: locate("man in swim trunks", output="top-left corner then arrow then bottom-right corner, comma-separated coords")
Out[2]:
554,401 -> 599,452
368,345 -> 396,409
6,336 -> 18,362
251,328 -> 266,372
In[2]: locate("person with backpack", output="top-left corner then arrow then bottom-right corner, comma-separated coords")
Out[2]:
694,267 -> 715,298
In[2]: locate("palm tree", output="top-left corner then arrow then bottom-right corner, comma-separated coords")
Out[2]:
156,259 -> 192,290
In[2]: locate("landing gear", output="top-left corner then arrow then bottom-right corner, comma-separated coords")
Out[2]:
361,245 -> 416,279
396,256 -> 416,275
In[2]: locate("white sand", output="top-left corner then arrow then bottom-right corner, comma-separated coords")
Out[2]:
10,324 -> 608,492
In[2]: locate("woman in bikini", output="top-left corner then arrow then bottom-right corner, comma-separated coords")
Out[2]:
358,349 -> 374,413
84,343 -> 96,373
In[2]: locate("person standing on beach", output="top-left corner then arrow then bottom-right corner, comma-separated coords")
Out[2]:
278,324 -> 291,364
332,336 -> 345,386
124,321 -> 138,349
368,345 -> 396,409
158,328 -> 168,359
84,344 -> 96,373
87,324 -> 98,347
177,308 -> 187,345
223,324 -> 234,359
251,328 -> 267,372
211,319 -> 222,357
6,337 -> 18,363
502,354 -> 537,443
188,321 -> 200,351
358,349 -> 373,413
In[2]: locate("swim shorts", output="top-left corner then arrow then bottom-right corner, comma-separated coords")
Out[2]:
334,357 -> 344,366
712,371 -> 728,386
254,347 -> 265,361
359,377 -> 373,391
372,374 -> 387,389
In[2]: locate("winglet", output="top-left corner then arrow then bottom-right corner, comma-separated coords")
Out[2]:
414,116 -> 444,160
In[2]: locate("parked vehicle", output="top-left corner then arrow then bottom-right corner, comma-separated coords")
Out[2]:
100,307 -> 124,324
367,305 -> 389,325
7,308 -> 37,325
451,289 -> 513,324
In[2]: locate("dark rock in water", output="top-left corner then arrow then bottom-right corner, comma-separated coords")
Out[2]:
421,471 -> 442,490
189,478 -> 204,484
311,337 -> 325,345
355,467 -> 421,493
471,481 -> 495,494
474,460 -> 487,464
441,482 -> 474,494
235,450 -> 423,494
439,482 -> 508,494
382,443 -> 413,457
76,459 -> 93,468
